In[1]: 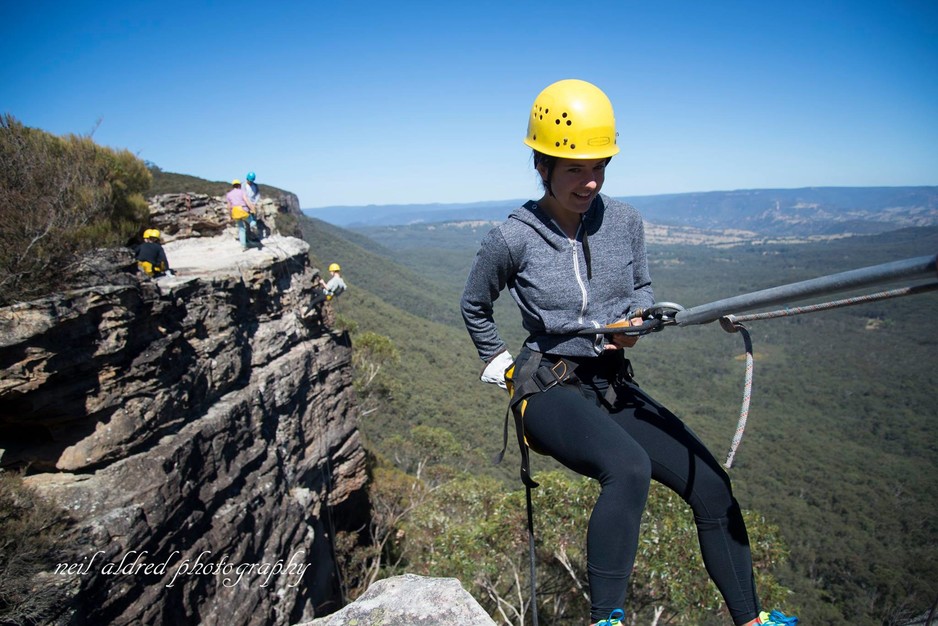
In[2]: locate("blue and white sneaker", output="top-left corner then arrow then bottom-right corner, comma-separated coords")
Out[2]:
596,608 -> 625,625
758,609 -> 799,625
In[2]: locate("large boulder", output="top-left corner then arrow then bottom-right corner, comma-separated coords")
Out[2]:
300,574 -> 497,626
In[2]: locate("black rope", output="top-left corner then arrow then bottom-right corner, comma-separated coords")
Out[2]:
525,483 -> 539,626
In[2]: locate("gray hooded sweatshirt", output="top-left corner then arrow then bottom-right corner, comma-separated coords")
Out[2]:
461,194 -> 655,362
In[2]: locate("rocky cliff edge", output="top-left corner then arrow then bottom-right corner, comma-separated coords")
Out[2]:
0,227 -> 367,625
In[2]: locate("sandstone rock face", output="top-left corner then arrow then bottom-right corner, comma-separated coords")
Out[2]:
0,232 -> 367,625
147,191 -> 299,241
300,575 -> 497,626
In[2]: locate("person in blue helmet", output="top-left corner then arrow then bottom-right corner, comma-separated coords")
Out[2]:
243,171 -> 269,240
460,79 -> 799,626
245,171 -> 260,206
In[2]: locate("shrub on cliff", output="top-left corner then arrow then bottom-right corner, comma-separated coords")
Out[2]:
402,471 -> 795,624
341,440 -> 795,624
0,115 -> 152,305
0,471 -> 70,625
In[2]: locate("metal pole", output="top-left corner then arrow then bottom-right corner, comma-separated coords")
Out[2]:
675,253 -> 937,327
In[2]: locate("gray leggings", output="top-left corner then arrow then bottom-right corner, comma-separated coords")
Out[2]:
522,359 -> 761,624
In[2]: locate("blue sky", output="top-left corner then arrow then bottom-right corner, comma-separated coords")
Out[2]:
3,1 -> 936,209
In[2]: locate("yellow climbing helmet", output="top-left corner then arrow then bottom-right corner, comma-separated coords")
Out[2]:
524,79 -> 619,159
143,229 -> 160,240
328,263 -> 341,272
232,179 -> 241,186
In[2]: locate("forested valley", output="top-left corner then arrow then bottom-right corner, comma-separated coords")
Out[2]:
301,214 -> 937,626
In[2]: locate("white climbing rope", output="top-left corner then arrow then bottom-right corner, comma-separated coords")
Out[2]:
718,282 -> 938,469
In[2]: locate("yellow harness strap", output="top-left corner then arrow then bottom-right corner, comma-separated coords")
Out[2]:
497,354 -> 579,488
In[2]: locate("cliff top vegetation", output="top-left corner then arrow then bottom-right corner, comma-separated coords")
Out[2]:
0,116 -> 151,305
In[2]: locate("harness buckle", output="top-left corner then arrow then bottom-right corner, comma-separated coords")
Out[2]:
532,358 -> 571,391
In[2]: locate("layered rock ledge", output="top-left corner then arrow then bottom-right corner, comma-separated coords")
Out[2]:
0,233 -> 367,625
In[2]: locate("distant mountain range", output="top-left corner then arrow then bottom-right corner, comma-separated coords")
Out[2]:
304,186 -> 938,237
305,199 -> 522,229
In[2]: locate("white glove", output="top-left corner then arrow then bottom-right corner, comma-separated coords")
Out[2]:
480,350 -> 514,389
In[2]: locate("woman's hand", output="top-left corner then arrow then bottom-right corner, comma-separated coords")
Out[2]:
603,316 -> 644,350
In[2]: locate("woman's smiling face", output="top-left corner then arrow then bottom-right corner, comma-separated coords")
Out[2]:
537,157 -> 607,221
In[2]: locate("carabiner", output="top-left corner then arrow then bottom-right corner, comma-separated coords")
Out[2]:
642,301 -> 684,329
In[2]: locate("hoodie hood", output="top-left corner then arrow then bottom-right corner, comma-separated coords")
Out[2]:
507,198 -> 602,250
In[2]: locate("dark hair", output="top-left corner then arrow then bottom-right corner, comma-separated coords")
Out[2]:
532,150 -> 558,197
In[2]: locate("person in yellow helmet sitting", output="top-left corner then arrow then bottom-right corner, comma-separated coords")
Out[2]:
135,229 -> 172,277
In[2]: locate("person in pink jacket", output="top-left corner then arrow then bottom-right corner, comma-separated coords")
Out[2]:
226,179 -> 256,250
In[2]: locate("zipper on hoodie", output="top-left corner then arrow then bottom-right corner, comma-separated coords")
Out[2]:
568,222 -> 589,324
545,209 -> 590,326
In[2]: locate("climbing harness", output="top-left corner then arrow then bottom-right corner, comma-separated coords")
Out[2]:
498,350 -> 637,483
500,352 -> 573,484
497,349 -> 634,626
136,260 -> 166,276
497,350 -> 578,626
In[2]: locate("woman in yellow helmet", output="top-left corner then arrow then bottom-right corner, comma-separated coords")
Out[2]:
460,80 -> 796,626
